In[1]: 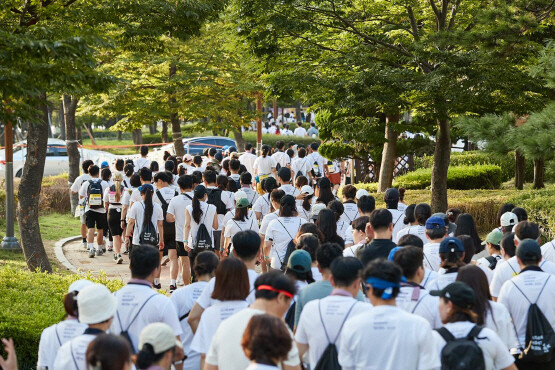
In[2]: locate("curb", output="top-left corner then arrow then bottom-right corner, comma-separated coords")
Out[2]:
54,235 -> 83,274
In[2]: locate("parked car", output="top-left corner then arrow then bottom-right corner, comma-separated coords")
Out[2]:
0,138 -> 117,178
149,136 -> 236,163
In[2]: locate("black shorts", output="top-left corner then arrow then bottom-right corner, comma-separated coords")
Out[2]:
212,230 -> 222,251
85,210 -> 107,230
107,209 -> 123,237
176,241 -> 189,257
163,222 -> 176,251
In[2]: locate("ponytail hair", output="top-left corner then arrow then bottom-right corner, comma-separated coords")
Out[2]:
136,343 -> 168,369
192,185 -> 207,224
113,172 -> 123,203
140,185 -> 154,229
63,291 -> 78,317
302,194 -> 313,212
262,145 -> 271,158
124,163 -> 134,177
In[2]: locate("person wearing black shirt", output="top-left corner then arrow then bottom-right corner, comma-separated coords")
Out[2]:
357,209 -> 396,265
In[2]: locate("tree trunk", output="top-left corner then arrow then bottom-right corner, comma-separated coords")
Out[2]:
232,129 -> 247,152
378,114 -> 398,192
149,123 -> 157,134
533,157 -> 545,189
76,125 -> 83,142
17,93 -> 52,272
63,95 -> 80,214
132,129 -> 143,145
169,64 -> 184,157
515,150 -> 525,190
47,105 -> 53,138
294,102 -> 302,123
162,121 -> 169,143
117,130 -> 122,141
59,101 -> 66,140
431,118 -> 451,213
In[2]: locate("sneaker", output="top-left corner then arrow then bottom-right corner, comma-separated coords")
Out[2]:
123,247 -> 129,255
177,276 -> 184,286
161,256 -> 170,266
82,241 -> 88,249
153,283 -> 161,289
96,249 -> 104,256
169,285 -> 177,292
116,255 -> 123,264
88,249 -> 95,258
108,245 -> 113,252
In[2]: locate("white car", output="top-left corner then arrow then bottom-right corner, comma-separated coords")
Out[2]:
0,138 -> 117,178
148,136 -> 237,164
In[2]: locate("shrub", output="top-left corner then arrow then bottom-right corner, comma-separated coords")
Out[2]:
414,151 -> 534,182
393,165 -> 502,190
0,263 -> 124,370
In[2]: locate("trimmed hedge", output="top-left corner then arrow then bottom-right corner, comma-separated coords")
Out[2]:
394,165 -> 502,190
414,151 -> 534,182
0,261 -> 124,370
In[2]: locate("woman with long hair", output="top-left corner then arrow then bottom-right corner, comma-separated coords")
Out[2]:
314,177 -> 336,206
456,265 -> 516,350
120,174 -> 141,254
395,203 -> 430,245
253,145 -> 277,180
170,251 -> 219,370
328,200 -> 349,242
296,182 -> 313,221
253,177 -> 278,221
149,161 -> 159,175
183,185 -> 218,254
454,213 -> 483,253
216,174 -> 235,211
316,208 -> 345,247
190,258 -> 250,368
123,163 -> 134,189
222,192 -> 259,256
295,233 -> 322,281
431,282 -> 517,370
86,334 -> 132,370
105,172 -> 125,264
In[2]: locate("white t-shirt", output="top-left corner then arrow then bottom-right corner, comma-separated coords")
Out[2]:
253,156 -> 276,176
38,319 -> 87,370
260,210 -> 279,236
476,254 -> 503,271
167,192 -> 194,242
490,256 -> 555,297
498,269 -> 555,350
295,296 -> 371,367
307,152 -> 326,177
190,300 -> 249,354
423,242 -> 442,271
541,239 -> 555,263
170,281 -> 208,354
110,283 -> 182,352
52,333 -> 97,370
185,201 -> 217,247
336,220 -> 349,242
344,224 -> 354,245
485,300 -> 517,350
427,271 -> 458,291
291,157 -> 311,179
134,157 -> 151,172
294,127 -> 307,137
224,216 -> 259,244
422,268 -> 438,290
205,308 -> 300,370
340,202 -> 359,225
339,305 -> 440,370
387,208 -> 405,243
395,224 -> 428,245
239,152 -> 257,175
296,200 -> 311,221
432,322 -> 515,370
78,179 -> 110,214
281,129 -> 293,136
265,216 -> 307,269
279,184 -> 300,197
206,187 -> 234,231
127,201 -> 164,245
343,242 -> 364,258
153,186 -> 178,208
71,173 -> 91,193
268,126 -> 277,134
121,187 -> 136,207
253,193 -> 272,219
272,151 -> 291,168
240,187 -> 260,207
196,269 -> 259,309
396,285 -> 442,329
102,185 -> 124,211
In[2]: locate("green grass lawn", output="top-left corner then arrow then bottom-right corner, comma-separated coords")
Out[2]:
82,138 -> 137,155
0,213 -> 81,241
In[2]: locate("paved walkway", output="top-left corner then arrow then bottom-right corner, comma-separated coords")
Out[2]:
63,240 -> 174,289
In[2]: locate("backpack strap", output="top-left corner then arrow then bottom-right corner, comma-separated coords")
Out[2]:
422,270 -> 432,287
436,327 -> 456,343
156,190 -> 168,207
69,341 -> 80,370
179,311 -> 190,322
54,323 -> 62,346
411,294 -> 425,314
117,293 -> 157,333
393,213 -> 403,228
510,280 -> 532,304
423,253 -> 433,270
183,193 -> 193,200
534,275 -> 551,303
466,325 -> 483,340
317,300 -> 358,345
123,180 -> 129,188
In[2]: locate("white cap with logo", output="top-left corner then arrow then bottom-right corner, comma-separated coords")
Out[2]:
139,323 -> 182,354
500,212 -> 518,227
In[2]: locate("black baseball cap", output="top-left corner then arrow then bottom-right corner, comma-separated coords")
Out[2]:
430,282 -> 475,309
516,238 -> 542,262
384,188 -> 400,202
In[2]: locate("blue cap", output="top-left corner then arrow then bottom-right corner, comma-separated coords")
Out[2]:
439,237 -> 464,253
100,161 -> 109,169
138,184 -> 154,192
425,216 -> 445,230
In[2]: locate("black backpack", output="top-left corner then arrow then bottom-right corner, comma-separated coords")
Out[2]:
87,179 -> 104,209
512,276 -> 555,363
207,188 -> 227,215
485,256 -> 499,270
138,204 -> 159,247
276,219 -> 301,271
435,325 -> 486,370
156,190 -> 177,238
194,212 -> 213,251
284,301 -> 296,331
313,301 -> 358,370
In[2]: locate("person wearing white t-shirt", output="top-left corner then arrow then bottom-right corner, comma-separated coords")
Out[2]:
110,246 -> 183,354
78,165 -> 110,257
268,123 -> 278,135
183,185 -> 218,257
295,184 -> 313,221
339,185 -> 359,225
476,229 -> 504,272
541,236 -> 555,263
427,237 -> 466,291
293,122 -> 307,137
103,172 -> 126,264
383,188 -> 405,244
264,195 -> 307,270
37,280 -> 91,370
240,172 -> 260,208
125,184 -> 164,249
339,259 -> 440,370
240,143 -> 257,175
430,282 -> 516,370
253,146 -> 277,180
253,177 -> 278,221
344,194 -> 375,247
422,215 -> 448,272
291,147 -> 312,182
393,246 -> 442,329
188,230 -> 262,332
343,216 -> 369,258
204,271 -> 301,370
395,202 -> 431,245
71,159 -> 94,249
272,142 -> 292,169
277,167 -> 300,197
221,192 -> 258,253
307,143 -> 328,180
296,257 -> 371,367
191,259 -> 250,369
171,251 -> 218,370
53,284 -> 117,370
281,124 -> 293,136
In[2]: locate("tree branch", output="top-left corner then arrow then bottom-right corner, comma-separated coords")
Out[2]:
428,0 -> 441,30
406,6 -> 420,41
448,0 -> 462,30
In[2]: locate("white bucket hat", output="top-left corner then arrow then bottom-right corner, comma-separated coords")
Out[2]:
77,284 -> 117,325
68,279 -> 93,293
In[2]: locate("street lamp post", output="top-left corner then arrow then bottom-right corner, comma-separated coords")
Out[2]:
2,118 -> 22,251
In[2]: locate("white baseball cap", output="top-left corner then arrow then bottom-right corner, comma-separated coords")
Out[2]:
139,323 -> 182,355
183,154 -> 193,162
300,185 -> 314,196
68,279 -> 93,293
234,190 -> 248,202
355,189 -> 369,199
311,203 -> 327,220
500,212 -> 518,227
77,284 -> 117,325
